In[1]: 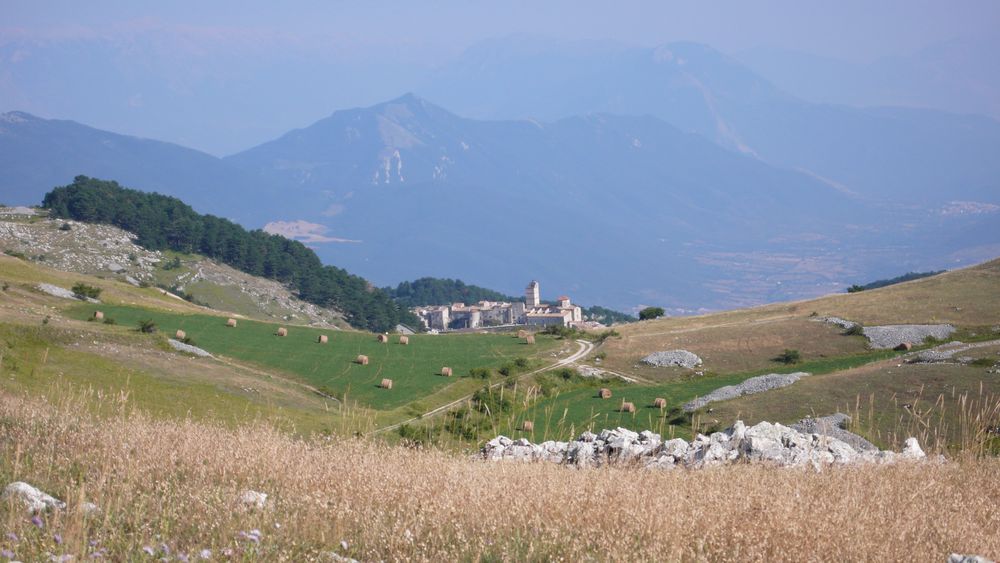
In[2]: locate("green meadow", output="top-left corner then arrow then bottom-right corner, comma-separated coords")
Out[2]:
69,304 -> 557,410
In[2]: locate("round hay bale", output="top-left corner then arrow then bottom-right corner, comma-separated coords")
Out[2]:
380,378 -> 393,390
317,334 -> 328,344
653,397 -> 667,409
598,388 -> 612,399
894,342 -> 913,351
175,329 -> 186,340
93,311 -> 104,320
621,401 -> 636,413
399,335 -> 409,345
276,327 -> 288,337
524,335 -> 536,344
521,420 -> 534,432
441,367 -> 453,377
226,318 -> 237,327
377,334 -> 389,343
356,355 -> 369,365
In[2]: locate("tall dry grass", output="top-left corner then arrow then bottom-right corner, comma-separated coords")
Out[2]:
1,388 -> 999,561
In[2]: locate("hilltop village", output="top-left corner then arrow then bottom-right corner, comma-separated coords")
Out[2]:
413,280 -> 585,331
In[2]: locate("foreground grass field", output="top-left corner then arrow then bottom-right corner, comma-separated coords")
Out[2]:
1,391 -> 998,561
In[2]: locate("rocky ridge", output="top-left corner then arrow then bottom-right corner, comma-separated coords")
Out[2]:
482,420 -> 927,469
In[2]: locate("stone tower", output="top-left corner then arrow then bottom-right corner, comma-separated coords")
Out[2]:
525,280 -> 540,307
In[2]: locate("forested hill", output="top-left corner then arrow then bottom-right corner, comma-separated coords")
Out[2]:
385,278 -> 517,308
42,176 -> 414,332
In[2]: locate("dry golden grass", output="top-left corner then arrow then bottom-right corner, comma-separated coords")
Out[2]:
603,258 -> 1000,379
1,390 -> 999,561
605,315 -> 866,378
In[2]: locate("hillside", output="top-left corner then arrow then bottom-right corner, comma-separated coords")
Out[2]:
0,206 -> 347,327
0,254 -> 998,560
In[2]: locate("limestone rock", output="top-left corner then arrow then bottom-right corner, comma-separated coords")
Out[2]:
2,482 -> 66,514
239,490 -> 268,509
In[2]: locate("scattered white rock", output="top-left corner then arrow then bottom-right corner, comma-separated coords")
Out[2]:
2,481 -> 66,514
80,501 -> 100,515
167,339 -> 212,358
239,490 -> 268,509
863,325 -> 956,349
481,422 -> 927,469
640,350 -> 702,369
684,372 -> 810,412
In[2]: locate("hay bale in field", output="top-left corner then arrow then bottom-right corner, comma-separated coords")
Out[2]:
93,311 -> 104,320
226,318 -> 237,327
895,342 -> 913,351
399,336 -> 409,345
522,421 -> 534,432
620,401 -> 636,413
524,335 -> 535,344
317,334 -> 328,344
598,388 -> 612,399
276,327 -> 288,337
377,334 -> 389,343
441,367 -> 453,377
175,329 -> 186,340
356,355 -> 369,365
380,378 -> 393,390
653,397 -> 667,409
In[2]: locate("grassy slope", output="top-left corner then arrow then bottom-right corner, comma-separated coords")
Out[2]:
517,259 -> 1000,446
0,254 -> 559,432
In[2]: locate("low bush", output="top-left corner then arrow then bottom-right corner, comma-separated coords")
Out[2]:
71,282 -> 102,300
773,349 -> 802,364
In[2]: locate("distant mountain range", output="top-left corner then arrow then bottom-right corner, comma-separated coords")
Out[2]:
2,41 -> 998,312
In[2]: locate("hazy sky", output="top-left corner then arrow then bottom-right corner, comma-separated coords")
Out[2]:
6,0 -> 999,61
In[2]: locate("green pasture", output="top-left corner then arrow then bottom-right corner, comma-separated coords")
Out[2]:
68,304 -> 555,410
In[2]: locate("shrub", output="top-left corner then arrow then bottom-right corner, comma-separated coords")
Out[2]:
71,282 -> 102,300
843,324 -> 865,336
469,367 -> 492,379
1,282 -> 8,291
59,222 -> 72,231
137,319 -> 158,334
102,317 -> 117,325
639,306 -> 665,321
774,349 -> 801,364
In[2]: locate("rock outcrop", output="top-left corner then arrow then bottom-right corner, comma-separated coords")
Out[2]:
168,339 -> 213,358
481,421 -> 926,469
683,372 -> 810,412
640,350 -> 702,369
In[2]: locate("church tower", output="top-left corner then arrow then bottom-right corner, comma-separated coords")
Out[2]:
525,280 -> 540,307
